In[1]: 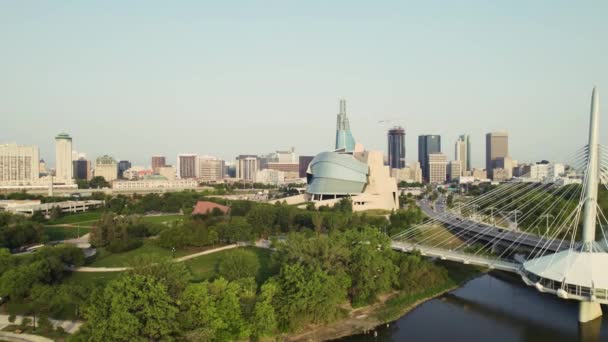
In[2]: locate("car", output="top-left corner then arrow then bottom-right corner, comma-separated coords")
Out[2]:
0,296 -> 8,305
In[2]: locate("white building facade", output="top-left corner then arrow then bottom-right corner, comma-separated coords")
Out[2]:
55,133 -> 73,183
0,143 -> 40,185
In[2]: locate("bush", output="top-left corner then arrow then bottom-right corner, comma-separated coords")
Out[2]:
20,317 -> 31,328
106,239 -> 142,253
8,313 -> 16,323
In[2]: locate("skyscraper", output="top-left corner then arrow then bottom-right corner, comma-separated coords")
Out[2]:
151,156 -> 166,173
0,143 -> 40,184
428,153 -> 448,184
486,132 -> 509,179
73,158 -> 91,180
55,133 -> 73,183
94,155 -> 118,182
118,160 -> 132,179
177,154 -> 198,179
388,126 -> 406,169
335,99 -> 356,152
299,156 -> 314,178
455,134 -> 471,174
198,156 -> 225,182
236,155 -> 259,182
418,135 -> 441,182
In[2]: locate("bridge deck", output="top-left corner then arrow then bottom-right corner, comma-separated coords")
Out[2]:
391,241 -> 521,273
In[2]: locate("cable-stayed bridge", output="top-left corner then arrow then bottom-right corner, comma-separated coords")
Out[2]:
391,88 -> 608,323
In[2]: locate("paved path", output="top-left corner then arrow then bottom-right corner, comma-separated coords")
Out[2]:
0,314 -> 83,334
0,331 -> 54,342
70,244 -> 240,272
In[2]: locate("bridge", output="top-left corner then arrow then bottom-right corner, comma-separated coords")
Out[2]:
391,88 -> 608,323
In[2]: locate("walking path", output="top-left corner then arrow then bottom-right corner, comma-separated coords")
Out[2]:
0,314 -> 82,334
69,244 -> 239,272
0,331 -> 54,342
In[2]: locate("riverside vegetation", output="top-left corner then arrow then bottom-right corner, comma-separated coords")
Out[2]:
0,190 -> 475,341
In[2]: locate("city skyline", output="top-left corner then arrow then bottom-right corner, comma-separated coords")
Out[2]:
2,1 -> 606,167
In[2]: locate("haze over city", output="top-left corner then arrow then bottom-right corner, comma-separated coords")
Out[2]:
2,1 -> 607,167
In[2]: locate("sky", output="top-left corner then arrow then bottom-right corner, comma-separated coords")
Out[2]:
1,0 -> 607,169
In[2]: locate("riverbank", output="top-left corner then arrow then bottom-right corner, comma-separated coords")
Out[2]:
283,260 -> 483,342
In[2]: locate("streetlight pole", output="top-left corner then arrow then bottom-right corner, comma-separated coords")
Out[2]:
540,213 -> 554,235
509,210 -> 523,230
486,207 -> 497,226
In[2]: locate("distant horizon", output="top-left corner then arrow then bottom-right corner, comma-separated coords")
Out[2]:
2,1 -> 606,168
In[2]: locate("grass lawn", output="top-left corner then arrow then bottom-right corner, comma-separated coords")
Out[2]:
62,271 -> 122,288
88,240 -> 222,267
45,226 -> 91,241
185,247 -> 275,284
46,211 -> 102,225
140,214 -> 185,225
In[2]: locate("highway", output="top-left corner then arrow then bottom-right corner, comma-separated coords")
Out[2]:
407,198 -> 573,254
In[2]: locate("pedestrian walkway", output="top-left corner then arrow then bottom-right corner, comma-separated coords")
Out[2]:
0,314 -> 83,335
69,243 -> 240,272
0,331 -> 54,342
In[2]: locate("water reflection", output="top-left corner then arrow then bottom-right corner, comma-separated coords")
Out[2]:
336,273 -> 608,342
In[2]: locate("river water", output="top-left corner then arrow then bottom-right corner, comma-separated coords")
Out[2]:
337,273 -> 608,342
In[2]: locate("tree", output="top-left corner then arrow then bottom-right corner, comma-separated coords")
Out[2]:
343,228 -> 398,306
246,205 -> 276,237
218,249 -> 260,281
251,281 -> 278,338
89,176 -> 110,189
77,274 -> 178,341
274,263 -> 349,331
178,278 -> 250,341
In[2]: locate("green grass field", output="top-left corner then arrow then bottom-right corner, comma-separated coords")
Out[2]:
88,240 -> 223,267
185,247 -> 275,284
45,226 -> 91,241
140,214 -> 185,225
62,271 -> 122,288
46,211 -> 103,225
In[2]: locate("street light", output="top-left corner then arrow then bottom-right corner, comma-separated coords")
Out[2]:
486,207 -> 497,226
540,214 -> 554,235
508,210 -> 523,230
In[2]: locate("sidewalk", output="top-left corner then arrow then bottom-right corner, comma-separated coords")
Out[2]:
70,243 -> 239,272
0,314 -> 82,334
0,331 -> 54,342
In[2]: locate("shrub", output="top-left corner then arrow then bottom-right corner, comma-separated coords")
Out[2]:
106,239 -> 142,253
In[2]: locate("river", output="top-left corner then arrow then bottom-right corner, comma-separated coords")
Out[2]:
337,273 -> 608,342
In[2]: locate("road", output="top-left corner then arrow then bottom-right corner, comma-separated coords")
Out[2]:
412,199 -> 572,253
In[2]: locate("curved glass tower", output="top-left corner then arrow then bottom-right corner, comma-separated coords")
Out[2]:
335,99 -> 356,152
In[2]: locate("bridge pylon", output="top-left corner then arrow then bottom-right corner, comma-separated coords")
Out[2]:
521,87 -> 605,323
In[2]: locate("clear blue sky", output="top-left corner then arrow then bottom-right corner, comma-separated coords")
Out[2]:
1,0 -> 606,168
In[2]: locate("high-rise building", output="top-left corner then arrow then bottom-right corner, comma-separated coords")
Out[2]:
486,132 -> 509,179
447,161 -> 462,182
428,153 -> 447,184
55,133 -> 73,183
391,161 -> 422,184
118,160 -> 132,179
236,155 -> 259,182
418,135 -> 441,182
455,134 -> 471,173
299,156 -> 314,178
151,156 -> 166,173
177,154 -> 198,179
94,155 -> 118,182
388,127 -> 406,169
157,166 -> 176,180
73,158 -> 91,180
335,99 -> 356,152
0,143 -> 40,184
198,156 -> 225,182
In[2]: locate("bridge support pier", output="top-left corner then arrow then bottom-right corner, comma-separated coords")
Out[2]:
579,301 -> 602,323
